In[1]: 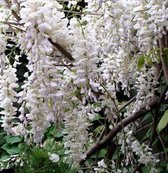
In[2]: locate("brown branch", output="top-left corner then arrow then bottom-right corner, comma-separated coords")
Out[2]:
80,96 -> 159,165
5,0 -> 21,22
11,9 -> 21,21
132,163 -> 142,173
48,38 -> 74,61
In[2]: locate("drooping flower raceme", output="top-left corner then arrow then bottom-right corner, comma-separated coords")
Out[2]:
0,65 -> 19,133
0,0 -> 167,172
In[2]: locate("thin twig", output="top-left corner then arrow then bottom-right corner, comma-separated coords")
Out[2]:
0,21 -> 24,26
148,110 -> 158,147
156,129 -> 168,161
159,38 -> 168,84
84,161 -> 95,173
136,122 -> 152,133
132,163 -> 142,173
118,96 -> 136,112
97,126 -> 106,142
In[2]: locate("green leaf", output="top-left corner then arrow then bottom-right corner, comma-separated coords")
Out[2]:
91,149 -> 106,158
0,130 -> 6,136
6,136 -> 22,144
18,143 -> 26,150
1,143 -> 20,155
92,114 -> 104,121
0,154 -> 10,161
142,166 -> 150,173
158,110 -> 168,132
145,55 -> 152,66
98,149 -> 106,158
137,55 -> 145,70
55,131 -> 63,138
48,126 -> 57,136
0,137 -> 6,146
58,149 -> 65,156
7,146 -> 19,155
94,125 -> 104,134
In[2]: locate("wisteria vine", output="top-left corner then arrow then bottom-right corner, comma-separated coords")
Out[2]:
0,0 -> 168,172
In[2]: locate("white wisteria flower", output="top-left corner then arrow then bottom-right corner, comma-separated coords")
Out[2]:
0,0 -> 166,172
48,153 -> 60,163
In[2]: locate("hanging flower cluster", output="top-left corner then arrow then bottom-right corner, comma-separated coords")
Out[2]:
0,0 -> 167,172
